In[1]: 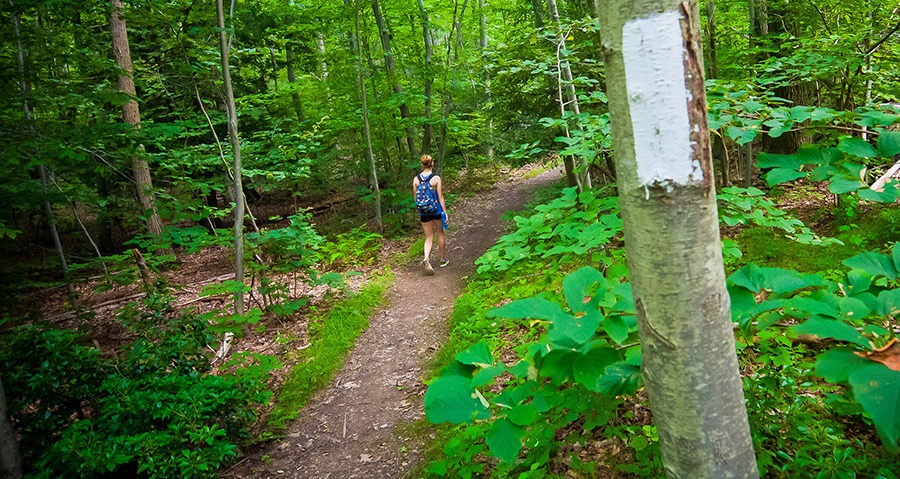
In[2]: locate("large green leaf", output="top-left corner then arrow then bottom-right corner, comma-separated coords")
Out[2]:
848,365 -> 900,453
876,289 -> 900,317
815,348 -> 874,383
843,251 -> 898,280
603,315 -> 631,345
572,347 -> 620,392
472,366 -> 506,388
877,130 -> 900,157
424,376 -> 490,424
791,318 -> 871,349
598,362 -> 642,396
456,341 -> 494,367
828,177 -> 864,195
539,349 -> 577,385
728,264 -> 811,294
507,403 -> 538,427
858,187 -> 900,203
757,152 -> 803,170
548,310 -> 601,347
838,137 -> 878,159
486,418 -> 524,462
563,267 -> 606,314
488,297 -> 569,322
764,168 -> 807,187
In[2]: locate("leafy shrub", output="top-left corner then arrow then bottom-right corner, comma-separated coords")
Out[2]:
319,226 -> 383,268
0,299 -> 274,478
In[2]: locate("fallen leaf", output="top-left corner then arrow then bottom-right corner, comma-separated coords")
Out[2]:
855,338 -> 900,371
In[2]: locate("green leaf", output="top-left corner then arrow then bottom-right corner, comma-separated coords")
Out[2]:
844,252 -> 898,280
815,348 -> 874,383
791,318 -> 871,349
572,347 -> 621,392
877,130 -> 900,158
858,187 -> 900,203
838,138 -> 878,159
828,177 -> 864,194
456,341 -> 494,367
507,403 -> 538,426
548,310 -> 601,347
757,152 -> 803,170
488,297 -> 568,322
598,362 -> 642,395
539,349 -> 577,385
486,418 -> 524,463
848,365 -> 900,453
563,267 -> 606,314
876,290 -> 900,317
765,168 -> 808,186
472,366 -> 506,388
892,243 -> 900,273
728,264 -> 811,294
424,376 -> 490,424
603,315 -> 631,345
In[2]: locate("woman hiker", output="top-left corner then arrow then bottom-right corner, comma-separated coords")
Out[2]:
413,154 -> 449,275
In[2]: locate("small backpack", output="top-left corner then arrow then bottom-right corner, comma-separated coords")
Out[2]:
415,173 -> 440,215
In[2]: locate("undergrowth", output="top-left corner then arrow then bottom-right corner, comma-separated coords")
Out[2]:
419,181 -> 900,478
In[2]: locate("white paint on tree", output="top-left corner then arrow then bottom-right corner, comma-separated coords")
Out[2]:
622,11 -> 702,188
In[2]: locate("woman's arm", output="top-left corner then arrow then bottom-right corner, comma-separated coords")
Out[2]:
436,177 -> 449,219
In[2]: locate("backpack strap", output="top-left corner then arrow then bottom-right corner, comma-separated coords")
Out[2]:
419,173 -> 435,185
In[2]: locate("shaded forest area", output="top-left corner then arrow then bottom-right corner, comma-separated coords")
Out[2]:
1,0 -> 900,477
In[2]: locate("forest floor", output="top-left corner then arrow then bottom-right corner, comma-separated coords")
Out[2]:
222,164 -> 565,479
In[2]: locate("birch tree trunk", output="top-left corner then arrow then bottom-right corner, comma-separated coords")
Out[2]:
216,0 -> 245,321
479,0 -> 494,161
596,1 -> 759,477
356,0 -> 383,232
109,0 -> 167,251
531,0 -> 545,28
418,0 -> 434,154
549,0 -> 590,190
372,0 -> 418,158
0,377 -> 22,479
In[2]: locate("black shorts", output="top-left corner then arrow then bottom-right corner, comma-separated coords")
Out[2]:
420,213 -> 441,223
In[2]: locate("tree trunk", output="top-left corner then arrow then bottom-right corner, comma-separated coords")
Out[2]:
285,43 -> 306,121
479,0 -> 494,162
418,0 -> 434,155
372,0 -> 418,159
531,0 -> 545,28
0,377 -> 22,479
216,0 -> 245,318
549,0 -> 590,190
596,1 -> 759,477
705,0 -> 719,79
14,4 -> 76,301
109,0 -> 168,252
437,0 -> 470,175
356,0 -> 383,232
317,30 -> 329,81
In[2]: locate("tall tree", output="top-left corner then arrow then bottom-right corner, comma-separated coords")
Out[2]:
479,0 -> 494,161
0,377 -> 22,479
109,0 -> 167,250
372,0 -> 418,158
356,0 -> 383,232
216,0 -> 245,321
596,0 -> 759,477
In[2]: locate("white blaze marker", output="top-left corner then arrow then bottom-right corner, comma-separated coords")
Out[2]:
622,11 -> 702,188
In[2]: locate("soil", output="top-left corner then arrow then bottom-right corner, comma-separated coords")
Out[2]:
222,165 -> 564,479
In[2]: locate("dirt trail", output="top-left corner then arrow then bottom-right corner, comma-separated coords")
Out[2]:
226,165 -> 564,479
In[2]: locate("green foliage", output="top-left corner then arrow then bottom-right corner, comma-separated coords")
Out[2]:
0,294 -> 274,478
319,226 -> 383,268
759,132 -> 900,201
268,269 -> 393,430
718,186 -> 842,246
476,186 -> 621,275
424,266 -> 644,475
728,246 -> 900,453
